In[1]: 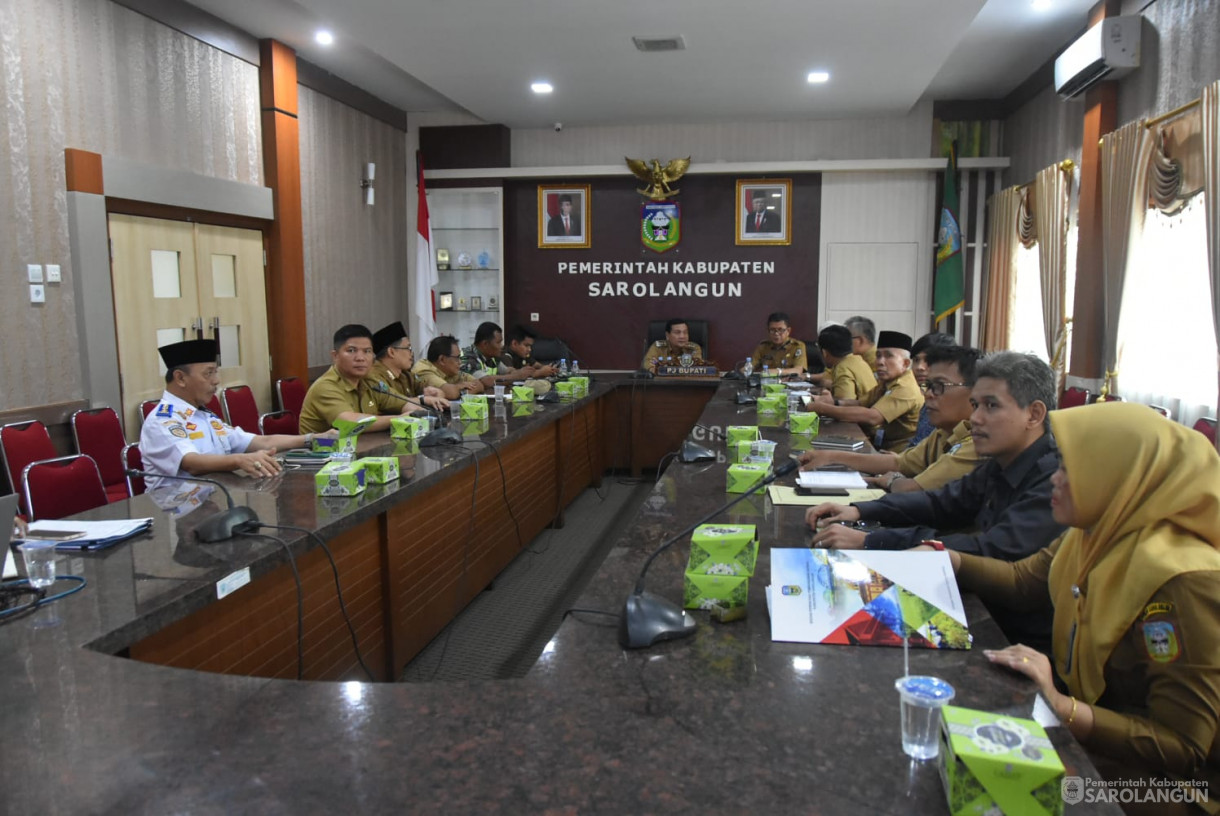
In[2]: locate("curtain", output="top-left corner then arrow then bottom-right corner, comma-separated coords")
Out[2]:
1204,80 -> 1220,447
1033,162 -> 1072,386
1099,121 -> 1156,395
981,187 -> 1024,351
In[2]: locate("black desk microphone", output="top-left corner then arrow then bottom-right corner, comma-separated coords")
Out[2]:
127,469 -> 259,542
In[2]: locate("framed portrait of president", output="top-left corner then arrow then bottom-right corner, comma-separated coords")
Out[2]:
736,179 -> 792,246
538,185 -> 591,249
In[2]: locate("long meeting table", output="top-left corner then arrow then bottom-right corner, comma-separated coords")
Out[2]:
0,376 -> 1119,814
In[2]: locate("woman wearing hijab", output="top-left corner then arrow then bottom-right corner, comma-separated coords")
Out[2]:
942,401 -> 1220,813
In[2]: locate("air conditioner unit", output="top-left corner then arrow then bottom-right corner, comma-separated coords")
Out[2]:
1054,16 -> 1141,99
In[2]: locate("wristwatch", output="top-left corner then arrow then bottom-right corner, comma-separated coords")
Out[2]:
304,433 -> 314,446
885,473 -> 901,490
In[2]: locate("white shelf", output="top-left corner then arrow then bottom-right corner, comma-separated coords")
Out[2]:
427,186 -> 504,342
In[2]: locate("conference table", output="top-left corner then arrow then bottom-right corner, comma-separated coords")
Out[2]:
0,376 -> 1119,814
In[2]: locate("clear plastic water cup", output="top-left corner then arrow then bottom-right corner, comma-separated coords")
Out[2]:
895,676 -> 955,760
449,399 -> 462,421
19,540 -> 58,588
494,384 -> 505,401
750,439 -> 778,464
425,415 -> 437,433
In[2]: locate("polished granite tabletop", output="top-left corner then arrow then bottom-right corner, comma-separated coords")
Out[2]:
0,379 -> 1119,814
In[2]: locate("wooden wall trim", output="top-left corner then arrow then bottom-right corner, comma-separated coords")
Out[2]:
64,149 -> 103,195
0,400 -> 89,429
297,59 -> 407,131
259,39 -> 309,386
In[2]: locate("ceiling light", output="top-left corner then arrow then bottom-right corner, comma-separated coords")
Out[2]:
531,82 -> 554,94
807,71 -> 830,84
315,30 -> 334,46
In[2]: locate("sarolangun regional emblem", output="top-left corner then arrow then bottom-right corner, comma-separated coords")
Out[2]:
641,202 -> 680,253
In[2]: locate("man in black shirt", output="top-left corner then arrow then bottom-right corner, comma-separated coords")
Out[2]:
500,324 -> 557,377
805,351 -> 1064,651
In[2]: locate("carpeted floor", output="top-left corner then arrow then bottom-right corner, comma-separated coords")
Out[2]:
400,478 -> 654,682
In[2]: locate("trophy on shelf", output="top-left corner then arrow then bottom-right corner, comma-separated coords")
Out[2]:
438,292 -> 454,311
470,296 -> 483,311
477,251 -> 492,269
436,249 -> 450,270
457,297 -> 468,311
488,296 -> 498,311
457,252 -> 474,269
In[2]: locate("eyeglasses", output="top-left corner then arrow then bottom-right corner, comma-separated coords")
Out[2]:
393,343 -> 413,352
925,380 -> 968,397
767,327 -> 789,335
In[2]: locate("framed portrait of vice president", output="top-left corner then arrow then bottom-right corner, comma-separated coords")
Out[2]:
736,179 -> 792,246
538,185 -> 591,249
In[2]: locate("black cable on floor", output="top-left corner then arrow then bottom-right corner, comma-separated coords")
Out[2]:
239,530 -> 304,680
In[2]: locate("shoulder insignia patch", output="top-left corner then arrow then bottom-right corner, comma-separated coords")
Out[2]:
1142,620 -> 1180,663
169,425 -> 188,439
155,403 -> 174,419
210,420 -> 224,431
182,408 -> 194,418
185,422 -> 197,431
1142,601 -> 1174,620
794,348 -> 802,358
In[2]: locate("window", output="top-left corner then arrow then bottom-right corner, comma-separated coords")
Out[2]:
1009,244 -> 1048,362
1114,194 -> 1216,424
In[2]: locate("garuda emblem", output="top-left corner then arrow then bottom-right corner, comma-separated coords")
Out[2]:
625,156 -> 691,200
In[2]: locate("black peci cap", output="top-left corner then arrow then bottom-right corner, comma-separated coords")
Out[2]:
158,339 -> 218,369
372,321 -> 408,355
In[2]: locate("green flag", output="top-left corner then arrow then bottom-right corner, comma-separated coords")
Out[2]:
933,144 -> 964,326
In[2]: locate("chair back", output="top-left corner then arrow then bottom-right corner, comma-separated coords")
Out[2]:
645,320 -> 710,359
1058,387 -> 1089,409
277,377 -> 307,418
221,385 -> 261,434
1147,404 -> 1171,418
22,455 -> 108,521
1193,417 -> 1217,444
140,399 -> 161,420
530,336 -> 573,364
71,408 -> 129,502
1,421 -> 57,511
123,444 -> 146,496
259,410 -> 298,436
204,394 -> 223,418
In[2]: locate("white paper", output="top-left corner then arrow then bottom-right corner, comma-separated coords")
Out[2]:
22,518 -> 153,543
767,486 -> 885,505
795,470 -> 868,490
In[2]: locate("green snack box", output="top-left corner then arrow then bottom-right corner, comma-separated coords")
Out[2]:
555,381 -> 576,398
568,376 -> 590,397
512,385 -> 535,402
756,395 -> 786,416
762,382 -> 787,396
726,462 -> 769,493
729,439 -> 776,465
314,415 -> 377,455
726,426 -> 760,447
460,396 -> 489,420
788,432 -> 815,452
357,456 -> 400,484
393,438 -> 420,456
683,571 -> 749,621
389,416 -> 428,440
512,401 -> 535,417
789,412 -> 820,434
758,412 -> 785,428
939,706 -> 1065,816
688,524 -> 759,577
315,461 -> 366,496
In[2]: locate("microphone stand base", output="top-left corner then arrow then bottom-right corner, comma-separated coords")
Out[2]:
196,506 -> 261,543
618,591 -> 698,649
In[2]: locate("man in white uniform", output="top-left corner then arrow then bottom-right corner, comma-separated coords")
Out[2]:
140,339 -> 330,490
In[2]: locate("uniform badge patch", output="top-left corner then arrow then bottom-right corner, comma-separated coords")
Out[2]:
155,403 -> 174,419
210,420 -> 224,431
169,425 -> 188,439
948,443 -> 963,454
1142,620 -> 1180,663
185,423 -> 197,431
188,431 -> 204,440
1142,601 -> 1174,620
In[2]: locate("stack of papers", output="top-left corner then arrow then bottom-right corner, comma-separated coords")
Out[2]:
796,470 -> 868,490
810,435 -> 865,451
20,518 -> 154,551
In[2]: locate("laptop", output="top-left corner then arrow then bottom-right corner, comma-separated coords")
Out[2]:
1,493 -> 19,579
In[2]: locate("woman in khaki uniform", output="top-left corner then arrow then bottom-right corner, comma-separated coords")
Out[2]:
943,402 -> 1220,814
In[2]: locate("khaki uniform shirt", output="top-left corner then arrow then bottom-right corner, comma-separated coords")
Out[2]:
412,359 -> 477,390
369,359 -> 421,399
957,547 -> 1220,796
862,369 -> 924,452
299,366 -> 403,435
830,354 -> 878,401
894,420 -> 979,490
857,346 -> 877,368
641,341 -> 704,371
750,338 -> 807,372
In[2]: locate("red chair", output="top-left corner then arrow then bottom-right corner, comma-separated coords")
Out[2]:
71,408 -> 129,503
1193,417 -> 1217,444
140,399 -> 160,421
1148,404 -> 1170,418
1058,387 -> 1089,409
123,444 -> 145,497
220,385 -> 261,434
1,421 -> 57,513
22,455 -> 108,521
204,394 -> 223,418
277,377 -> 306,418
259,411 -> 298,436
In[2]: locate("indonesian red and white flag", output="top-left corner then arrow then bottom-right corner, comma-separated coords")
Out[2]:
414,154 -> 439,343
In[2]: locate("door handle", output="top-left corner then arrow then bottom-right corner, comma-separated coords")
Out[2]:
191,317 -> 203,338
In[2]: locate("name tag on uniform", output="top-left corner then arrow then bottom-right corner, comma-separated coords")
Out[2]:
188,432 -> 204,440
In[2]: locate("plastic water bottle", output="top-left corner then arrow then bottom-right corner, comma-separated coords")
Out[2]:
558,358 -> 569,377
570,360 -> 581,376
742,359 -> 753,378
762,364 -> 770,383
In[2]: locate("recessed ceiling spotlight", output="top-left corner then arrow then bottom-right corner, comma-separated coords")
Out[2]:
531,82 -> 554,94
315,30 -> 334,46
1032,0 -> 1051,9
807,71 -> 830,84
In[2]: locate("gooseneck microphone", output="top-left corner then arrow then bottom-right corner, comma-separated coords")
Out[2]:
127,469 -> 260,543
618,459 -> 799,649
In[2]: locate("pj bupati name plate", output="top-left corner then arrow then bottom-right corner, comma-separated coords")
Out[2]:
656,365 -> 718,377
